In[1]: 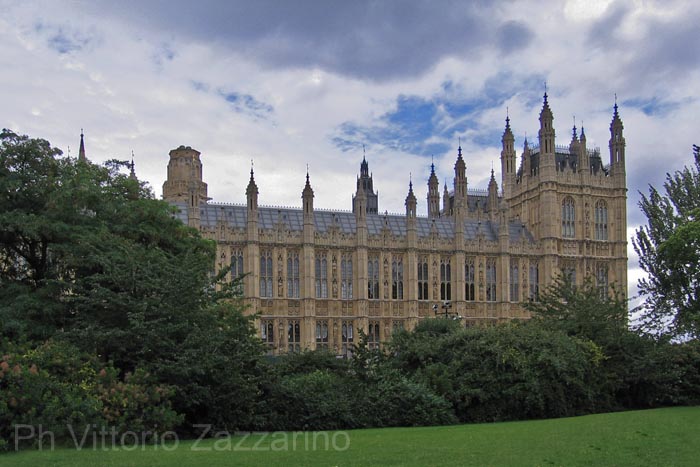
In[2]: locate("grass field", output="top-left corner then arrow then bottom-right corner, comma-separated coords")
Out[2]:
2,406 -> 698,466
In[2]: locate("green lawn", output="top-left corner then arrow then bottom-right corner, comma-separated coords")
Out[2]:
2,406 -> 699,466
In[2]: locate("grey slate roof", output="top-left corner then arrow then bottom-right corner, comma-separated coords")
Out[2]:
172,202 -> 535,243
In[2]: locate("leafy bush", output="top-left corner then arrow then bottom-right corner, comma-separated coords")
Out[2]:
390,322 -> 603,422
0,340 -> 180,450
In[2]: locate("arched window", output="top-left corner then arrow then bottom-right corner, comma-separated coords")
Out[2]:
595,200 -> 608,240
368,321 -> 380,350
231,249 -> 244,294
510,260 -> 519,302
287,252 -> 299,298
562,197 -> 575,238
341,254 -> 353,300
529,261 -> 539,301
486,259 -> 497,302
259,251 -> 273,298
418,258 -> 429,300
440,258 -> 451,301
368,256 -> 379,299
392,257 -> 404,300
315,254 -> 328,298
315,320 -> 329,350
465,258 -> 475,301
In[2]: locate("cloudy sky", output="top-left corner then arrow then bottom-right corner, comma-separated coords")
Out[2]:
2,0 -> 699,301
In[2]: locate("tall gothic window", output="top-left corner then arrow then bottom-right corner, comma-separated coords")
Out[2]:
486,259 -> 497,302
529,262 -> 539,301
440,258 -> 451,301
341,320 -> 354,358
418,257 -> 429,300
368,320 -> 380,350
562,197 -> 575,238
261,319 -> 274,354
368,255 -> 379,299
231,249 -> 244,294
510,260 -> 520,302
315,320 -> 329,350
341,254 -> 353,300
595,200 -> 608,240
596,263 -> 609,298
465,257 -> 475,301
315,253 -> 328,298
287,320 -> 300,353
392,257 -> 404,300
287,251 -> 300,298
260,250 -> 273,298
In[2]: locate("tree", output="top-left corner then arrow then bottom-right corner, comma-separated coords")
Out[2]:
633,145 -> 700,339
525,276 -> 628,346
0,130 -> 266,433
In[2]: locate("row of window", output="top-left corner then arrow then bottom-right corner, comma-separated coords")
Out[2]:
247,253 -> 545,302
562,198 -> 609,240
242,252 -> 609,302
260,319 -> 398,356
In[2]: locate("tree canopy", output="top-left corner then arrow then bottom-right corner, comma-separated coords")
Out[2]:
633,145 -> 700,339
0,129 -> 266,438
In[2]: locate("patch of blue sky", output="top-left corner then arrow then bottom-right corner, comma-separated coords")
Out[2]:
333,72 -> 546,156
222,92 -> 273,114
622,96 -> 683,117
190,81 -> 209,92
47,30 -> 89,54
472,129 -> 507,148
35,22 -> 92,55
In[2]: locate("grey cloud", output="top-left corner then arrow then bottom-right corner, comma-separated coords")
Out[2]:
586,3 -> 629,49
497,21 -> 534,54
87,0 -> 530,81
586,1 -> 700,84
627,15 -> 700,80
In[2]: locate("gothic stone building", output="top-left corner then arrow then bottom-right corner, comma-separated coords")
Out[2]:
163,94 -> 628,355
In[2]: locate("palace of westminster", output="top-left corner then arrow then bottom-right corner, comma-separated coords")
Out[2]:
160,93 -> 628,355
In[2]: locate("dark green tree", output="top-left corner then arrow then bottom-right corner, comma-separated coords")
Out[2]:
0,130 -> 265,431
633,145 -> 700,339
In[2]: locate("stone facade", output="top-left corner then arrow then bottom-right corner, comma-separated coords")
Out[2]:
164,94 -> 627,355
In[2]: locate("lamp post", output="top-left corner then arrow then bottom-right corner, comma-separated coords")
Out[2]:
432,301 -> 462,321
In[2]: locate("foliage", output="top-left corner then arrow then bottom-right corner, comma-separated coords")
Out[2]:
0,130 -> 264,438
390,321 -> 602,422
525,275 -> 700,409
525,276 -> 628,346
0,340 -> 180,450
153,301 -> 266,433
260,346 -> 455,432
633,144 -> 700,338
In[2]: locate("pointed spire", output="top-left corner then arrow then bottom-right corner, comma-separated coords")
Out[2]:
246,159 -> 258,196
303,164 -> 314,196
78,129 -> 86,162
505,107 -> 511,130
613,93 -> 619,118
129,150 -> 137,180
572,115 -> 578,139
